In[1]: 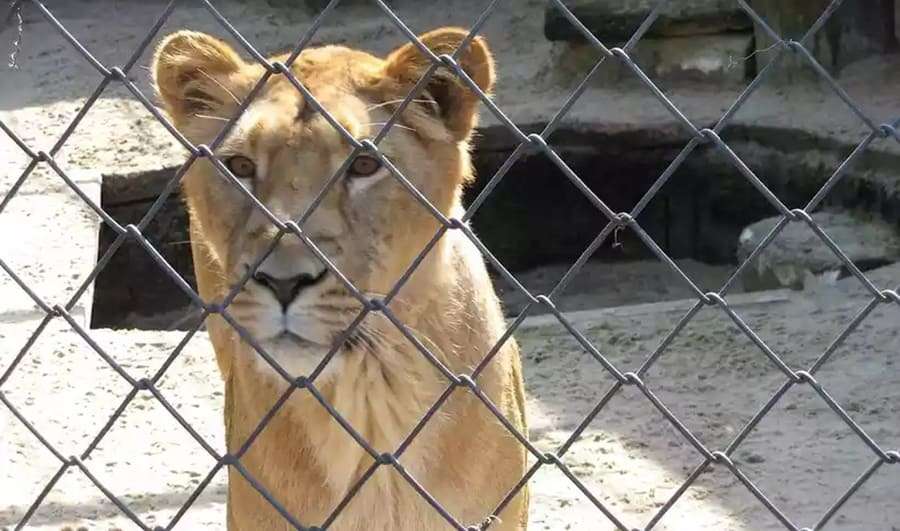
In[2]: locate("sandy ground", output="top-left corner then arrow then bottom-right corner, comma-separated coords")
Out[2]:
519,265 -> 900,531
1,266 -> 899,530
500,258 -> 744,316
1,0 -> 899,529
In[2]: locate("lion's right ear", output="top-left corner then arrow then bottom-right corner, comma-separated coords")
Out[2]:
151,31 -> 245,121
384,28 -> 495,142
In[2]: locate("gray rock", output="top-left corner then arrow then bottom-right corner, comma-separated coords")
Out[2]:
548,31 -> 752,88
737,211 -> 900,291
544,0 -> 751,43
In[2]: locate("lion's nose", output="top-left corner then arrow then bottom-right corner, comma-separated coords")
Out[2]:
252,270 -> 326,310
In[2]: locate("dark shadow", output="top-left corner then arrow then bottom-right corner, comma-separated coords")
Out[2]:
0,484 -> 226,528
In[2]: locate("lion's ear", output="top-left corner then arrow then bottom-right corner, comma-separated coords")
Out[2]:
384,27 -> 495,141
151,31 -> 245,122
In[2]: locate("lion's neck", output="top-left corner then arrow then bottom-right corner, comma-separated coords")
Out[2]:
232,325 -> 451,503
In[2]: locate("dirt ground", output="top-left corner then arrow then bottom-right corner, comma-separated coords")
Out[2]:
2,265 -> 899,530
1,0 -> 899,529
519,263 -> 900,531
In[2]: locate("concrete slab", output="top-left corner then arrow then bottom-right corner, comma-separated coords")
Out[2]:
0,169 -> 102,328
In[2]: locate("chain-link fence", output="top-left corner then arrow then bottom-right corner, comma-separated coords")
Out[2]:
1,0 -> 899,529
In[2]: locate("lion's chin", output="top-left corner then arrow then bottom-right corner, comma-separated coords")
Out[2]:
275,330 -> 325,348
249,331 -> 336,380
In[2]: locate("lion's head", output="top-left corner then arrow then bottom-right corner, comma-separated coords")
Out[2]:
151,28 -> 494,376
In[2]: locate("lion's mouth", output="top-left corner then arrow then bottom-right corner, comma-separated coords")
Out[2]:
273,330 -> 325,348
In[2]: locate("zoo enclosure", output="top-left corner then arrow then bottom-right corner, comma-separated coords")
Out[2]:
1,0 -> 899,530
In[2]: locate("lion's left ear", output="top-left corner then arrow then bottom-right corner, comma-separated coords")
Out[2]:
384,27 -> 495,141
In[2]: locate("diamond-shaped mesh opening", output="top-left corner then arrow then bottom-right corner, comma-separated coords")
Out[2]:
736,383 -> 880,521
806,298 -> 900,447
810,461 -> 900,531
15,465 -> 134,529
516,320 -> 624,442
70,385 -> 227,529
640,305 -> 789,450
553,385 -> 706,529
3,0 -> 899,529
656,461 -> 778,530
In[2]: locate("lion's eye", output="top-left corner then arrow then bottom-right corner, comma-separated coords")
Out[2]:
347,155 -> 382,178
226,156 -> 256,179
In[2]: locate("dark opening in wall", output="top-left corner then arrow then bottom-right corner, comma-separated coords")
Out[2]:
91,125 -> 900,330
467,125 -> 739,272
92,168 -> 199,331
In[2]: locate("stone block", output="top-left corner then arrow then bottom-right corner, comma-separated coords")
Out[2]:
632,32 -> 753,83
301,0 -> 382,11
550,32 -> 752,86
0,170 -> 102,327
544,0 -> 751,43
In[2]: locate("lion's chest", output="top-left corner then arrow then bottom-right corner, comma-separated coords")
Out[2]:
233,332 -> 478,529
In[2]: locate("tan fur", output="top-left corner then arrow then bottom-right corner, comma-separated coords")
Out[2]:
152,28 -> 528,530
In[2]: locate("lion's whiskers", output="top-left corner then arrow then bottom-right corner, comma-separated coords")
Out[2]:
197,68 -> 241,106
193,113 -> 230,123
366,98 -> 436,111
361,122 -> 418,134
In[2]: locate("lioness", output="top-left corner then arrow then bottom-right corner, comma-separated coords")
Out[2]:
151,27 -> 528,530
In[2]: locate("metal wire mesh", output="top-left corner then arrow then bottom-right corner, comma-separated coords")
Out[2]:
1,0 -> 899,529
